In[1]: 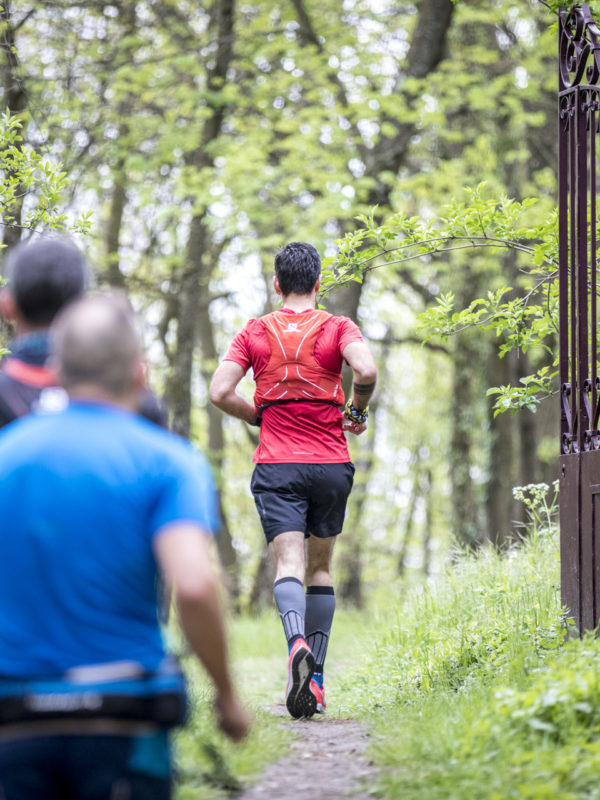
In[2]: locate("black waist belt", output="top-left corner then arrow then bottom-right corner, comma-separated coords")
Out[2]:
258,398 -> 342,411
0,662 -> 187,729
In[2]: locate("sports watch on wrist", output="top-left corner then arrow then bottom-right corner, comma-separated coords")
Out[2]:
343,399 -> 369,425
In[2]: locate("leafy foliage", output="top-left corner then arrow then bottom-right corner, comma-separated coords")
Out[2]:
3,0 -> 564,565
492,641 -> 600,743
327,185 -> 560,415
0,112 -> 92,237
0,110 -> 91,355
372,490 -> 561,704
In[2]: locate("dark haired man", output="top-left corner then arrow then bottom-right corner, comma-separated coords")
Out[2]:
0,237 -> 88,427
210,241 -> 377,719
0,237 -> 168,428
0,293 -> 249,799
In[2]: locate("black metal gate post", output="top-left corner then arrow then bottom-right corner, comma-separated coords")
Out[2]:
559,5 -> 600,633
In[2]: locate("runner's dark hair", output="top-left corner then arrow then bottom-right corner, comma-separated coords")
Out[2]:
4,237 -> 89,326
274,242 -> 321,296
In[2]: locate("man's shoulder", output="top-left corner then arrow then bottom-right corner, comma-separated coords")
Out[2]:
106,408 -> 184,451
325,312 -> 358,326
0,369 -> 17,412
323,314 -> 363,339
0,407 -> 53,449
240,316 -> 268,333
226,316 -> 268,346
124,414 -> 211,473
0,364 -> 23,392
0,402 -> 157,445
224,317 -> 269,366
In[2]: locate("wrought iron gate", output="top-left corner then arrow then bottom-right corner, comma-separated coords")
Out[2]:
558,4 -> 600,633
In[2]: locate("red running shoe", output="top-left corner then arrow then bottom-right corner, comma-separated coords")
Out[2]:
310,679 -> 326,714
285,638 -> 316,719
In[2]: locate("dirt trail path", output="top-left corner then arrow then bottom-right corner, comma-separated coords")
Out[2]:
235,704 -> 377,799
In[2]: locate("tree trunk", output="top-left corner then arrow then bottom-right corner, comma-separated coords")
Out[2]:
248,546 -> 275,614
450,331 -> 483,549
102,2 -> 136,288
516,352 -> 538,488
485,344 -> 516,547
105,175 -> 127,288
170,0 -> 235,436
168,0 -> 240,596
397,450 -> 421,576
337,395 -> 379,607
197,281 -> 240,603
364,0 -> 455,207
0,0 -> 28,249
336,452 -> 369,607
325,0 -> 456,573
422,468 -> 433,576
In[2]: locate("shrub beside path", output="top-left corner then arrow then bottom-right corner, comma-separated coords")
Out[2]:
235,704 -> 378,799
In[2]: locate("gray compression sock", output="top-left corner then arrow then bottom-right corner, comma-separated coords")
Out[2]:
305,585 -> 335,672
273,577 -> 306,648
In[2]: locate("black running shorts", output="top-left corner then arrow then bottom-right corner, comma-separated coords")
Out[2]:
250,462 -> 355,543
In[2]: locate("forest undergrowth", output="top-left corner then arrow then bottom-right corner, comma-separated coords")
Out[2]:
174,483 -> 600,799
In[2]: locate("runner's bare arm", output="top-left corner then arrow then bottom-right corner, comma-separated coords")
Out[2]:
154,523 -> 251,742
341,341 -> 377,436
209,361 -> 259,425
342,341 -> 377,410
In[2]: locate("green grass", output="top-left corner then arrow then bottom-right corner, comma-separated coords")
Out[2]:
353,523 -> 600,799
174,487 -> 600,799
173,613 -> 292,799
369,641 -> 600,800
173,602 -> 383,796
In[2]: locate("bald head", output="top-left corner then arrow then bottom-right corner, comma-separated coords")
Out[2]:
52,292 -> 143,400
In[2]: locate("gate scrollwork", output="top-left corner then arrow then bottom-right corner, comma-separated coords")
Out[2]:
559,4 -> 600,91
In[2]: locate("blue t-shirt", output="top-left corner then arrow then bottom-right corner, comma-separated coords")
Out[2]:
0,401 -> 219,678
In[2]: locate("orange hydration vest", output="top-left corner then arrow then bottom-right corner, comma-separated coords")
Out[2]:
254,309 -> 344,411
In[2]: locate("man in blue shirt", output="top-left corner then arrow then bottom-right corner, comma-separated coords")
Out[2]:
0,292 -> 249,799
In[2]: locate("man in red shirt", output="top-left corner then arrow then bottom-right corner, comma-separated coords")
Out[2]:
209,242 -> 377,719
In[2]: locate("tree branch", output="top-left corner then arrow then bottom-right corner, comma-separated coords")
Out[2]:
365,0 -> 456,207
368,332 -> 450,354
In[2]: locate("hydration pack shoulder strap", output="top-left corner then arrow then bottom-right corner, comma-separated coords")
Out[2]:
1,358 -> 57,388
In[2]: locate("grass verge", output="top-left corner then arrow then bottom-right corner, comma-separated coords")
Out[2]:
350,517 -> 600,799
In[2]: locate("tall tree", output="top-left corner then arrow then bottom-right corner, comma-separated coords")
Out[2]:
0,2 -> 30,248
3,0 -> 563,597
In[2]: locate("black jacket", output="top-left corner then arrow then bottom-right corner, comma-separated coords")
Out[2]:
0,333 -> 54,429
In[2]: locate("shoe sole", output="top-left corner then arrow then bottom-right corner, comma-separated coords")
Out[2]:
286,646 -> 316,719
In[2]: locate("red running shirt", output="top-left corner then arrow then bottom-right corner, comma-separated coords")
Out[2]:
223,308 -> 363,463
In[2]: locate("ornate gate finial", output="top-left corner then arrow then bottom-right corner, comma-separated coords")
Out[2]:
559,4 -> 600,90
